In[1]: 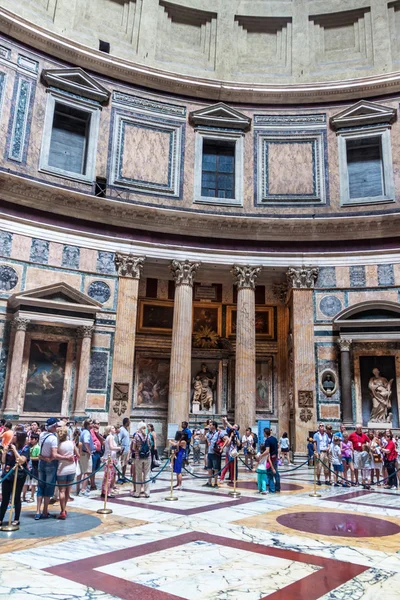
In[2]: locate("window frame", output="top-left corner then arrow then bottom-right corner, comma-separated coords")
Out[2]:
39,90 -> 100,183
338,126 -> 395,206
193,129 -> 244,206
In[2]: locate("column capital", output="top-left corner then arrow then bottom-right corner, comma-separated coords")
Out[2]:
338,338 -> 352,352
11,317 -> 30,331
232,265 -> 262,290
170,259 -> 200,287
76,325 -> 94,339
286,266 -> 319,289
114,253 -> 145,279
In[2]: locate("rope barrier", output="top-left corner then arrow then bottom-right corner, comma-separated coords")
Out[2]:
0,466 -> 16,485
316,457 -> 400,487
114,459 -> 170,485
22,461 -> 105,488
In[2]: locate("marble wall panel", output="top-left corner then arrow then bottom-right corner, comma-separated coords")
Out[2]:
319,404 -> 341,420
0,232 -> 12,258
85,277 -> 115,310
350,265 -> 366,287
48,242 -> 63,267
315,292 -> 345,321
121,124 -> 170,186
10,234 -> 31,262
347,290 -> 399,305
62,245 -> 80,270
394,264 -> 400,286
92,333 -> 111,349
336,266 -> 350,288
88,350 -> 109,390
365,265 -> 378,288
86,393 -> 106,410
316,266 -> 336,288
0,262 -> 22,295
24,267 -> 81,290
157,279 -> 169,300
79,248 -> 97,273
96,251 -> 116,275
318,345 -> 338,361
268,142 -> 314,195
378,264 -> 395,286
6,75 -> 36,163
30,238 -> 49,264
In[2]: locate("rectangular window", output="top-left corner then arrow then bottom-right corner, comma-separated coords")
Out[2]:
48,103 -> 91,175
346,136 -> 383,200
201,140 -> 235,199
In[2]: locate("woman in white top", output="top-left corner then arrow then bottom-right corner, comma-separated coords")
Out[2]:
279,432 -> 291,466
56,426 -> 79,520
242,428 -> 256,471
101,426 -> 121,498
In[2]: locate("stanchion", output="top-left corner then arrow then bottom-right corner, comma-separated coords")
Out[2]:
309,455 -> 321,498
228,456 -> 241,498
165,450 -> 178,501
1,466 -> 19,531
97,455 -> 113,515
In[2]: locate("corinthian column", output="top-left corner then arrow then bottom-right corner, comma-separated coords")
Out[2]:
286,266 -> 318,455
109,253 -> 145,423
5,317 -> 30,415
232,265 -> 262,428
74,325 -> 94,417
338,338 -> 353,425
168,259 -> 200,425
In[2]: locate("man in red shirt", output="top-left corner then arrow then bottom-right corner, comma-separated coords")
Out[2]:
348,424 -> 370,485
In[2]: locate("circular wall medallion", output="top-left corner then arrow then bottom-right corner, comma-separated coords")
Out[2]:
87,281 -> 111,303
319,295 -> 342,318
0,265 -> 18,291
277,511 -> 400,538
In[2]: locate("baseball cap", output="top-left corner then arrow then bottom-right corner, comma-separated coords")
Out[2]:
46,417 -> 62,428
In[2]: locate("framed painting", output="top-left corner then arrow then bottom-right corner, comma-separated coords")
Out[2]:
138,300 -> 174,334
256,358 -> 273,412
134,356 -> 169,408
192,302 -> 222,336
226,305 -> 275,339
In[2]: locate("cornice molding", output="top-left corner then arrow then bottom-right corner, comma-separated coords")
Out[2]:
3,8 -> 400,104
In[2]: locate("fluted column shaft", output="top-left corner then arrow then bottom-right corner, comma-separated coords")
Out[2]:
338,338 -> 353,425
5,318 -> 29,414
168,260 -> 200,425
109,254 -> 144,423
74,326 -> 94,416
232,265 -> 261,428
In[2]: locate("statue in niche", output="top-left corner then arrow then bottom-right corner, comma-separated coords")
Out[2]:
192,363 -> 216,412
368,368 -> 393,423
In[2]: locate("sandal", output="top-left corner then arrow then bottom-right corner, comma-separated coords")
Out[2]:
11,520 -> 19,526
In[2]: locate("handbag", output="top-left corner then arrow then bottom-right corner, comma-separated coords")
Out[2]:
230,448 -> 238,459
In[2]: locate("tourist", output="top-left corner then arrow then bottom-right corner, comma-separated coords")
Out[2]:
202,419 -> 213,469
307,437 -> 315,467
27,421 -> 40,441
0,421 -> 13,449
359,443 -> 373,489
313,423 -> 331,485
148,423 -> 160,470
192,429 -> 201,465
102,425 -> 121,498
170,430 -> 187,490
129,431 -> 136,484
341,432 -> 354,486
382,431 -> 398,489
90,419 -> 104,490
117,417 -> 130,483
181,421 -> 192,461
348,424 -> 370,485
279,432 -> 291,466
56,426 -> 78,519
73,428 -> 82,495
203,421 -> 224,489
255,443 -> 271,494
22,432 -> 40,502
333,423 -> 347,439
36,417 -> 72,520
132,422 -> 152,498
264,428 -> 280,493
369,430 -> 383,486
78,419 -> 95,497
242,427 -> 256,471
220,425 -> 240,483
0,418 -> 5,435
0,431 -> 29,527
330,436 -> 343,486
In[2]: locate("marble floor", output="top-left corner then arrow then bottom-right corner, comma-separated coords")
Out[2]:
1,461 -> 400,599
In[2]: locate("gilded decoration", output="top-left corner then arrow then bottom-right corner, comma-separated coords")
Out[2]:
226,305 -> 274,339
232,265 -> 262,290
298,390 -> 313,407
286,266 -> 319,289
114,253 -> 145,279
138,300 -> 174,334
112,382 -> 129,416
170,260 -> 200,287
192,302 -> 222,337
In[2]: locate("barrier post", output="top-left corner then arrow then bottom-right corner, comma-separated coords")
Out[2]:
309,455 -> 321,498
1,466 -> 19,531
228,456 -> 241,498
97,455 -> 113,515
165,450 -> 178,502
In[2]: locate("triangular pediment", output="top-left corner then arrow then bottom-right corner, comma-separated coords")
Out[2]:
189,102 -> 251,131
41,68 -> 110,104
330,100 -> 396,130
8,282 -> 101,312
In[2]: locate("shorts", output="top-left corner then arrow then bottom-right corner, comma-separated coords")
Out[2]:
120,452 -> 129,468
207,453 -> 221,472
353,451 -> 362,470
57,473 -> 75,486
333,464 -> 344,472
281,449 -> 289,454
37,460 -> 58,498
79,452 -> 92,475
342,457 -> 352,464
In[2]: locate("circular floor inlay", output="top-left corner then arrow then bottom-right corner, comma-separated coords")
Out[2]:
227,481 -> 303,491
0,511 -> 102,539
277,511 -> 400,538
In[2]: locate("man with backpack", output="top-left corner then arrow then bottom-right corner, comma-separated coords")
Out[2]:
204,421 -> 225,489
131,422 -> 151,498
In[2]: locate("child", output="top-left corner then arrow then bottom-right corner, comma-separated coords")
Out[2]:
255,443 -> 274,494
192,429 -> 201,465
170,431 -> 187,490
22,432 -> 40,502
330,436 -> 343,486
360,443 -> 373,489
307,437 -> 314,467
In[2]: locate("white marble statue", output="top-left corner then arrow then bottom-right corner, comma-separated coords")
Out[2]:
368,368 -> 393,423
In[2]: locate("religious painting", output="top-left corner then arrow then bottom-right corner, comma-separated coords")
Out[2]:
192,303 -> 222,337
256,358 -> 273,412
359,355 -> 398,428
23,340 -> 67,413
135,356 -> 169,408
226,305 -> 275,339
138,300 -> 174,334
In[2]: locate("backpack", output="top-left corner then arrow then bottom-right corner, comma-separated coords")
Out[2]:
139,435 -> 150,459
214,434 -> 225,455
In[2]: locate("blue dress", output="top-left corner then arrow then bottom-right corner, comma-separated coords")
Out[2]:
173,446 -> 185,474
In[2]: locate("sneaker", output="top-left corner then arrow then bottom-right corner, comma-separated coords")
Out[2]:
49,497 -> 58,504
84,489 -> 91,497
78,490 -> 86,497
325,481 -> 332,486
57,511 -> 66,520
333,483 -> 340,487
391,486 -> 398,490
316,481 -> 322,486
202,482 -> 212,487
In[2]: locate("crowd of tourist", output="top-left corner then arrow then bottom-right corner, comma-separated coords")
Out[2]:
0,416 -> 398,526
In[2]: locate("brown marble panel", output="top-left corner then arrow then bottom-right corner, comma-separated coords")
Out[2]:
268,143 -> 314,195
121,125 -> 170,185
320,404 -> 340,419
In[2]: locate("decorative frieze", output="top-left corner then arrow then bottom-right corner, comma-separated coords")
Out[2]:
286,266 -> 319,289
114,253 -> 145,279
112,382 -> 129,417
170,260 -> 200,287
232,265 -> 262,290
